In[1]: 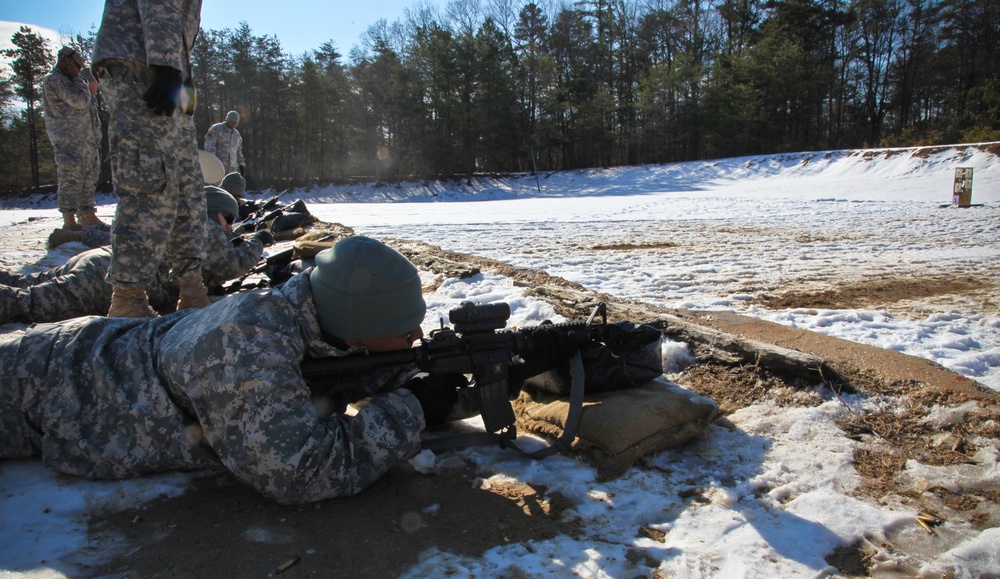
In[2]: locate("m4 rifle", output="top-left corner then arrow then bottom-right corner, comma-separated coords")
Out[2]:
300,301 -> 665,456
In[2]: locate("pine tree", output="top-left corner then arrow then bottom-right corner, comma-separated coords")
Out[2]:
3,26 -> 51,188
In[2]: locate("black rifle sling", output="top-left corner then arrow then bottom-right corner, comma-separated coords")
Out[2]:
420,352 -> 585,459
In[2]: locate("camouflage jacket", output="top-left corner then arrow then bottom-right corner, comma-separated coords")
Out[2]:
91,0 -> 202,79
0,271 -> 425,504
201,225 -> 266,290
88,94 -> 103,149
42,68 -> 93,147
203,122 -> 244,171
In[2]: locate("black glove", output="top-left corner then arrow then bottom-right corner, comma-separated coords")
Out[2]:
143,65 -> 182,116
404,373 -> 464,426
253,229 -> 274,247
238,165 -> 245,176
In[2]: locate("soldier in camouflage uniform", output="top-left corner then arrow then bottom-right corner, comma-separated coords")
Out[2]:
0,188 -> 273,324
0,236 -> 437,504
204,111 -> 245,175
43,47 -> 106,231
91,0 -> 210,317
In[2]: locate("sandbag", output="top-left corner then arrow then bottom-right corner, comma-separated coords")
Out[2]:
514,378 -> 719,480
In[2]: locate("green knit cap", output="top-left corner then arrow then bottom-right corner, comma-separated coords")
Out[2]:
204,186 -> 239,221
309,236 -> 426,341
220,172 -> 246,198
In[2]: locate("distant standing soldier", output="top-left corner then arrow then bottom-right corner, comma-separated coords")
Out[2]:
42,47 -> 107,232
204,110 -> 245,175
91,0 -> 211,317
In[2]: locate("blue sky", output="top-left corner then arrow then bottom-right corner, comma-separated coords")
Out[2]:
1,0 -> 440,59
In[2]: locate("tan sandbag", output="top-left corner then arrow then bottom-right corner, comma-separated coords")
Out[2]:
286,224 -> 355,255
514,378 -> 719,480
291,239 -> 336,259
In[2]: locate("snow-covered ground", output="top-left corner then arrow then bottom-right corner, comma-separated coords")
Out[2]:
1,144 -> 999,577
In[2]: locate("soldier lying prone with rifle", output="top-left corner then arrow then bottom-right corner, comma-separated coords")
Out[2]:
1,235 -> 665,503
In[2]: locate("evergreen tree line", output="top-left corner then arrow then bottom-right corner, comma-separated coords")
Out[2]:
2,0 -> 998,195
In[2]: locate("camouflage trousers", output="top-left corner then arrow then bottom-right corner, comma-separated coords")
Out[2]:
0,248 -> 177,324
95,60 -> 205,288
78,228 -> 113,249
0,325 -> 46,458
53,142 -> 96,216
0,250 -> 111,323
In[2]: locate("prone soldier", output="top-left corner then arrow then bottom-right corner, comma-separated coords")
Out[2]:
0,235 -> 576,503
0,187 -> 273,324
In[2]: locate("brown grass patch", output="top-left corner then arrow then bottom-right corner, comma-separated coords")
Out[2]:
840,387 -> 1000,511
590,241 -> 677,250
977,142 -> 1000,157
852,448 -> 907,496
931,487 -> 981,512
838,399 -> 985,469
759,275 -> 989,310
911,146 -> 951,159
674,362 -> 825,414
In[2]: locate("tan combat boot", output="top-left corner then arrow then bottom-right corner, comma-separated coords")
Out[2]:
47,228 -> 85,248
79,209 -> 109,230
107,286 -> 159,318
61,211 -> 83,231
175,270 -> 210,311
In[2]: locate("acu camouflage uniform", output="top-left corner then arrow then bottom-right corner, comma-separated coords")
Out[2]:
57,227 -> 115,250
0,271 -> 426,504
91,0 -> 206,287
43,63 -> 98,216
85,83 -> 103,197
0,219 -> 268,324
204,121 -> 244,174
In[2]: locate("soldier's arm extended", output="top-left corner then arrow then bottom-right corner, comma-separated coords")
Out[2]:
200,224 -> 267,290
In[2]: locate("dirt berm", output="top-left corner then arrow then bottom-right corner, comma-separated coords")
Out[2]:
389,237 -> 997,403
670,309 -> 996,402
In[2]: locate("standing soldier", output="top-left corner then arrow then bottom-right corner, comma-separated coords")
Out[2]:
204,110 -> 245,175
42,47 -> 107,232
91,0 -> 211,317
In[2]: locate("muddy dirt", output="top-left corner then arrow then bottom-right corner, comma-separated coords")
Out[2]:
86,462 -> 580,577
